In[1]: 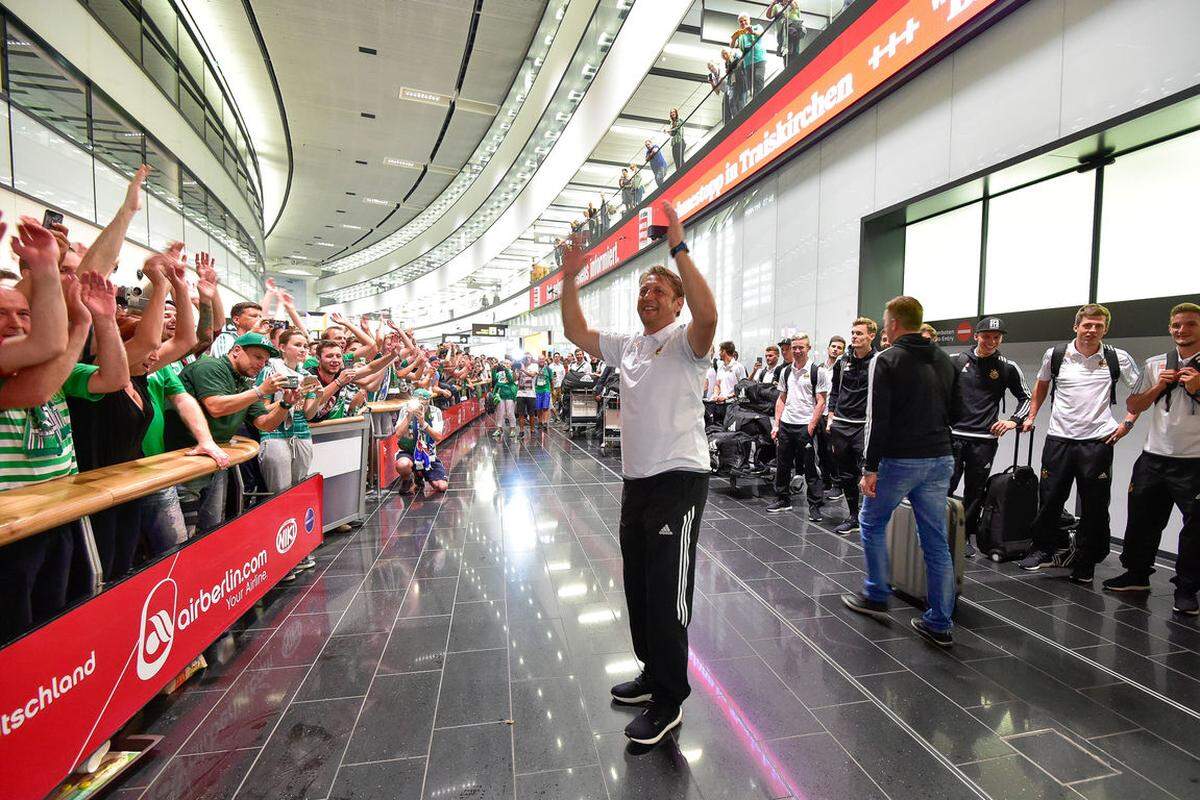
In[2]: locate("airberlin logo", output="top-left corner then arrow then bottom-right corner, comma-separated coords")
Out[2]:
135,550 -> 268,682
276,518 -> 298,555
136,578 -> 178,681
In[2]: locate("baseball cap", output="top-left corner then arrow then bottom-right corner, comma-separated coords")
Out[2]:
233,332 -> 281,358
974,316 -> 1006,335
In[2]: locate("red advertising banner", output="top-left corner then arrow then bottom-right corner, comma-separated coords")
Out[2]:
529,0 -> 1010,311
374,398 -> 484,488
0,477 -> 325,800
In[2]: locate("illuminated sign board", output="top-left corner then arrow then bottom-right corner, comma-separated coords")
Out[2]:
472,323 -> 508,337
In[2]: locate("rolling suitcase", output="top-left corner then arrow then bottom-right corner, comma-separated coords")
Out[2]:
976,430 -> 1038,562
887,497 -> 966,606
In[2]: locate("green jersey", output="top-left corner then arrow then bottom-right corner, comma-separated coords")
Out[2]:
491,366 -> 517,400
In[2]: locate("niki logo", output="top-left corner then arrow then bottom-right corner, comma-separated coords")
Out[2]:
136,577 -> 178,681
276,518 -> 298,555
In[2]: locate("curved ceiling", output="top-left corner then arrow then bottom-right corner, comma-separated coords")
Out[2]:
252,0 -> 551,273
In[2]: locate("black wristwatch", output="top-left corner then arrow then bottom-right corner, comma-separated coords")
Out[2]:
1120,418 -> 1134,430
280,401 -> 294,410
670,241 -> 689,257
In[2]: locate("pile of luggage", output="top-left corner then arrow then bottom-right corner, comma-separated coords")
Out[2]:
707,380 -> 778,478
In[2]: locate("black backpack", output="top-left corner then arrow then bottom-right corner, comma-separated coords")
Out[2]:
734,379 -> 779,416
778,361 -> 820,398
1156,350 -> 1199,413
1049,342 -> 1120,406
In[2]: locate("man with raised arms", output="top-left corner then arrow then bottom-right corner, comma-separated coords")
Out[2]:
560,200 -> 718,746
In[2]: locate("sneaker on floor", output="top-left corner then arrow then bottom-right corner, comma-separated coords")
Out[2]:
1173,589 -> 1199,616
766,499 -> 793,513
624,702 -> 682,745
1101,572 -> 1151,593
910,617 -> 953,647
610,673 -> 653,705
841,592 -> 889,620
825,489 -> 844,501
963,539 -> 977,559
1018,550 -> 1053,571
833,520 -> 859,536
296,555 -> 317,571
808,508 -> 824,523
1068,565 -> 1094,584
280,569 -> 298,583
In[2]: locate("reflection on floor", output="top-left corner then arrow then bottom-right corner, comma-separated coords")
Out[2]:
108,423 -> 1200,800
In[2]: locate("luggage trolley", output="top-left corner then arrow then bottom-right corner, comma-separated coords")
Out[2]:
601,395 -> 621,449
569,389 -> 598,438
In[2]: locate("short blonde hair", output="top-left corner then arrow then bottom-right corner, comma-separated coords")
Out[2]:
885,296 -> 924,330
1074,303 -> 1111,329
852,317 -> 878,336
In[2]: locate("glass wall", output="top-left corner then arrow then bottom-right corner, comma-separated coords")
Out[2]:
80,0 -> 263,222
902,128 -> 1198,320
0,14 -> 262,299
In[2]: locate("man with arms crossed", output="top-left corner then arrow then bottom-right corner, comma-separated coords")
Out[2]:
1103,303 -> 1200,614
842,297 -> 959,646
1018,304 -> 1139,582
561,201 -> 717,746
826,318 -> 878,534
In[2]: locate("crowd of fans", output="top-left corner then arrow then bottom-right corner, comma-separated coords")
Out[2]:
0,164 -> 506,645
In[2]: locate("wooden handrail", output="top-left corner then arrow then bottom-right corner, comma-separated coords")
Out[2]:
365,400 -> 408,414
0,437 -> 259,547
309,415 -> 366,429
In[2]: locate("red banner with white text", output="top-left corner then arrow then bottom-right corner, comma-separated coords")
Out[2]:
0,477 -> 324,800
530,0 -> 1011,310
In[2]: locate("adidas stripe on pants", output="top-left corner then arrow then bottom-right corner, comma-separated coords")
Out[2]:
618,470 -> 708,707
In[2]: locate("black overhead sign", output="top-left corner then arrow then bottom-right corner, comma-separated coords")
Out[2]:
472,324 -> 508,337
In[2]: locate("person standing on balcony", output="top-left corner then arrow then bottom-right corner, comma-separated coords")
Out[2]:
731,14 -> 766,109
667,108 -> 685,171
767,1 -> 807,64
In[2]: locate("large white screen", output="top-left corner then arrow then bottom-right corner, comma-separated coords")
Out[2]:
903,202 -> 983,321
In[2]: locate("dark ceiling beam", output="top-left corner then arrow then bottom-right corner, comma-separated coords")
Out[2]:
648,66 -> 709,83
618,112 -> 709,131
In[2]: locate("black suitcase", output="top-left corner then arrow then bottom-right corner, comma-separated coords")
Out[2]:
976,430 -> 1038,562
710,431 -> 753,471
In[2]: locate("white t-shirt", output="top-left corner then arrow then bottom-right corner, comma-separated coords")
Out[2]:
568,359 -> 591,375
704,365 -> 719,400
1131,351 -> 1200,458
1036,342 -> 1140,440
599,323 -> 710,479
777,360 -> 832,426
550,363 -> 565,388
516,363 -> 537,398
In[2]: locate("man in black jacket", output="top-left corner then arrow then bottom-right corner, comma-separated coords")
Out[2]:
843,296 -> 958,647
826,318 -> 878,534
949,316 -> 1031,556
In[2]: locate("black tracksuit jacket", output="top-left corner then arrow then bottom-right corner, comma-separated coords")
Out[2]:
863,334 -> 956,472
949,349 -> 1031,438
828,348 -> 876,424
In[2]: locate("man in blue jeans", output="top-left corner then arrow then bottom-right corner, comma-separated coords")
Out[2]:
842,296 -> 959,646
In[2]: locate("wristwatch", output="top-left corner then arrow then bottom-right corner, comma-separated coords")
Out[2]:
1120,419 -> 1134,430
670,241 -> 689,258
280,401 -> 294,410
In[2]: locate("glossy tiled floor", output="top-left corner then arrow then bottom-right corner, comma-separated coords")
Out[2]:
109,423 -> 1200,800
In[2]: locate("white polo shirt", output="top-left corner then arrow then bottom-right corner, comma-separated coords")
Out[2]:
1131,351 -> 1200,458
1036,342 -> 1140,440
704,364 -> 719,400
777,360 -> 832,426
599,323 -> 710,479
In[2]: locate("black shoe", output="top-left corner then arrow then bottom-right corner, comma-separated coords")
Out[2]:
1173,590 -> 1199,616
841,592 -> 889,620
834,520 -> 859,536
1068,566 -> 1094,584
1018,550 -> 1053,571
766,499 -> 793,513
910,617 -> 953,647
1101,572 -> 1151,593
963,539 -> 977,559
808,508 -> 824,523
825,489 -> 844,501
611,674 -> 653,705
624,702 -> 682,745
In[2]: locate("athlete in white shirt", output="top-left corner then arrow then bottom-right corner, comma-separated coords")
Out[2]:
560,200 -> 716,747
768,334 -> 831,520
1103,302 -> 1200,614
1019,304 -> 1140,579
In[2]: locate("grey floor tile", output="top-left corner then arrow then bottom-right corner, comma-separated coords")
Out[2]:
181,665 -> 308,754
398,576 -> 458,617
1073,768 -> 1178,800
788,616 -> 906,677
454,565 -> 506,603
699,655 -> 825,739
750,634 -> 866,708
343,671 -> 440,763
511,676 -> 598,774
333,589 -> 407,635
708,590 -> 796,640
436,648 -> 510,727
295,632 -> 388,701
447,599 -> 508,651
138,748 -> 260,800
362,557 -> 419,592
290,574 -> 367,615
378,615 -> 450,675
508,617 -> 576,679
1088,727 -> 1200,796
957,754 -> 1079,800
872,640 -> 1016,708
741,576 -> 825,620
424,723 -> 514,800
328,757 -> 425,800
1005,730 -> 1118,784
766,733 -> 888,799
516,765 -> 608,800
1080,683 -> 1200,758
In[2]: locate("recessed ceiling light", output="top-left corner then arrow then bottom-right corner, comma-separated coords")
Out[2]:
345,191 -> 356,196
358,46 -> 377,55
383,157 -> 421,169
355,159 -> 368,165
399,87 -> 452,107
363,197 -> 391,206
335,209 -> 346,214
360,112 -> 376,119
341,223 -> 364,230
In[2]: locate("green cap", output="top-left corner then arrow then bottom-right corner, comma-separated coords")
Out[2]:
233,332 -> 281,358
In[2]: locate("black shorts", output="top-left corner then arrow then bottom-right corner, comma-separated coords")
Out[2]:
515,396 -> 536,418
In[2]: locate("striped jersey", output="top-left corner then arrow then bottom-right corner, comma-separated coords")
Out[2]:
0,364 -> 101,490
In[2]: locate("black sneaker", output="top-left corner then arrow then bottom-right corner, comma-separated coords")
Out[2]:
841,593 -> 889,620
834,520 -> 859,536
610,674 -> 653,705
766,499 -> 793,513
1173,590 -> 1199,616
825,489 -> 844,501
624,702 -> 682,745
1018,550 -> 1053,571
910,617 -> 953,647
808,508 -> 824,523
963,539 -> 977,559
1101,572 -> 1151,593
1068,565 -> 1094,584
